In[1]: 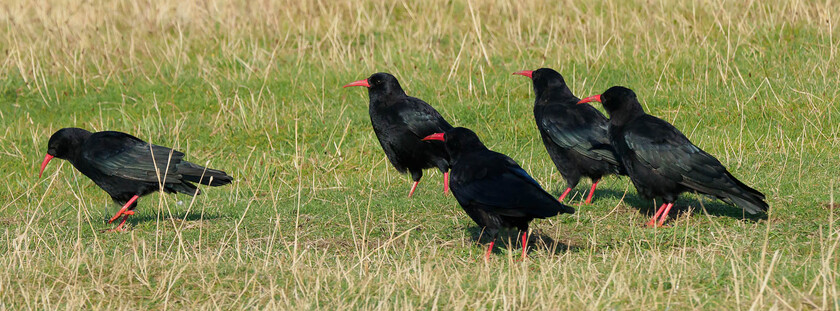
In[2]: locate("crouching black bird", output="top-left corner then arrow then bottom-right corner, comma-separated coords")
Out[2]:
39,128 -> 233,232
514,68 -> 624,204
423,127 -> 575,260
578,87 -> 768,226
344,72 -> 453,197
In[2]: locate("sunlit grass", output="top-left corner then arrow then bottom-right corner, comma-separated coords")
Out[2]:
1,0 -> 839,309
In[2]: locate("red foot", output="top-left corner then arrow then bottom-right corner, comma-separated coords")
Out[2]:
558,188 -> 572,202
520,231 -> 528,261
657,203 -> 674,226
443,172 -> 450,196
109,195 -> 139,223
104,214 -> 131,232
484,240 -> 495,262
408,181 -> 420,198
645,203 -> 668,227
584,180 -> 600,204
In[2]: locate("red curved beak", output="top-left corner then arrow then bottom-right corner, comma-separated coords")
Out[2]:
512,70 -> 533,79
343,79 -> 371,88
422,133 -> 445,141
577,94 -> 602,105
39,154 -> 54,178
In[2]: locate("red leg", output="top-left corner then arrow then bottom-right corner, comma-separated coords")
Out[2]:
657,203 -> 675,226
443,172 -> 450,195
408,181 -> 420,198
108,195 -> 139,224
484,239 -> 495,261
645,203 -> 668,227
558,188 -> 572,202
520,231 -> 528,260
584,179 -> 600,204
106,211 -> 134,232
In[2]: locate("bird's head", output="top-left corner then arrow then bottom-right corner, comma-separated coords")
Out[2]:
514,68 -> 571,100
422,127 -> 486,156
343,72 -> 404,96
40,128 -> 91,178
577,86 -> 641,118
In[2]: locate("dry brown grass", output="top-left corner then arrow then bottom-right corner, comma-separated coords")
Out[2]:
1,0 -> 840,309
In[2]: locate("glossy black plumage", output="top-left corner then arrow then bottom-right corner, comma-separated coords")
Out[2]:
346,72 -> 453,196
41,128 -> 232,230
437,127 -> 574,241
589,87 -> 768,223
519,68 -> 623,202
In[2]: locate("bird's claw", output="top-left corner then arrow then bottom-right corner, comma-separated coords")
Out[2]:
645,222 -> 669,228
102,227 -> 128,233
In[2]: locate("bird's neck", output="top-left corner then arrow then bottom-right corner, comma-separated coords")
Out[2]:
447,142 -> 488,162
535,85 -> 577,106
368,90 -> 406,108
609,107 -> 645,127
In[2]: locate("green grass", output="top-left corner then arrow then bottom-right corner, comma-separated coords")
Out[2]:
2,0 -> 839,309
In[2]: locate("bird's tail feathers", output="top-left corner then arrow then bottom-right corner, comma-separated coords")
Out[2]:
166,182 -> 201,196
724,172 -> 768,214
178,162 -> 233,187
727,193 -> 769,215
531,201 -> 575,218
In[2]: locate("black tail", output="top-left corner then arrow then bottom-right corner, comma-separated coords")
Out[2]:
177,161 -> 233,187
556,202 -> 576,215
530,201 -> 576,219
724,172 -> 768,215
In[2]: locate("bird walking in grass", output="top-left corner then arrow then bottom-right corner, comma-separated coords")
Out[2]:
344,72 -> 453,197
514,68 -> 624,204
423,127 -> 575,260
39,128 -> 233,232
578,87 -> 768,226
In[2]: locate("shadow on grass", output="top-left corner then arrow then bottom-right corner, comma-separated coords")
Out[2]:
550,185 -> 767,223
620,192 -> 768,223
464,226 -> 582,256
99,211 -> 222,228
550,187 -> 627,204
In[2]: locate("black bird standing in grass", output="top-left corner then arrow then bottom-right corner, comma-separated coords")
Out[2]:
423,127 -> 575,260
578,87 -> 768,226
514,68 -> 624,204
344,72 -> 453,197
39,128 -> 233,232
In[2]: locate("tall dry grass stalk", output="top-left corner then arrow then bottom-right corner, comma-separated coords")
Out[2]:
1,0 -> 839,309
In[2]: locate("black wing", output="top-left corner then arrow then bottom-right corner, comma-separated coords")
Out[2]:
81,131 -> 188,183
540,105 -> 620,165
399,96 -> 453,138
453,153 -> 574,218
624,116 -> 767,213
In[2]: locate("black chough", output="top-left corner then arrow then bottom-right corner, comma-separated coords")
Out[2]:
578,87 -> 768,226
514,68 -> 624,204
39,128 -> 233,231
344,72 -> 453,197
423,127 -> 574,260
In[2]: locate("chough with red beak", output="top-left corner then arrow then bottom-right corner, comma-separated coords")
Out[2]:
578,87 -> 768,226
39,128 -> 233,232
344,72 -> 453,197
514,68 -> 624,204
423,127 -> 574,261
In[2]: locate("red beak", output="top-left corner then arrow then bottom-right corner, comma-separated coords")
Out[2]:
512,70 -> 533,79
343,79 -> 371,88
422,133 -> 445,141
39,154 -> 54,178
577,94 -> 602,105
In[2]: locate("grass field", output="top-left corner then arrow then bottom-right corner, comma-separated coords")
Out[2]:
2,0 -> 840,309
